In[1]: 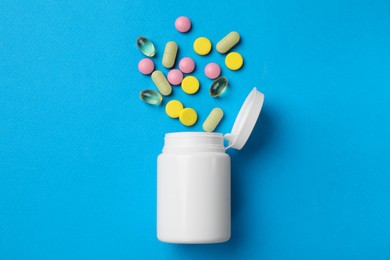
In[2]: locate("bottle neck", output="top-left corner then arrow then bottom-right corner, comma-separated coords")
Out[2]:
162,132 -> 226,153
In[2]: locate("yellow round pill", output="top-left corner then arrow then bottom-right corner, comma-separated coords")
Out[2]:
225,52 -> 244,70
165,100 -> 184,118
179,108 -> 198,126
181,76 -> 200,94
193,37 -> 212,55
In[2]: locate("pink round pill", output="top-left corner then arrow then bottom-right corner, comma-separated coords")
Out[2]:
204,63 -> 221,79
179,57 -> 195,74
175,16 -> 191,33
138,58 -> 154,75
167,69 -> 184,85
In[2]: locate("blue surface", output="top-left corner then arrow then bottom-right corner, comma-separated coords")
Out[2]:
1,0 -> 390,259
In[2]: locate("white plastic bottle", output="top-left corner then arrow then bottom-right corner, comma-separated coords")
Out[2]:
157,88 -> 264,244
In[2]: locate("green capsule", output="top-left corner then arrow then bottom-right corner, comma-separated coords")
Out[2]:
203,108 -> 224,132
140,90 -> 162,105
136,36 -> 156,57
210,76 -> 228,97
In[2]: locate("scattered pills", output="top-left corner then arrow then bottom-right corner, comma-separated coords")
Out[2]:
167,69 -> 184,85
162,41 -> 178,69
193,37 -> 212,56
136,36 -> 156,57
216,31 -> 240,54
181,76 -> 200,94
203,108 -> 224,132
175,16 -> 192,33
165,100 -> 184,118
179,108 -> 198,126
225,52 -> 243,70
179,57 -> 195,74
152,70 -> 172,96
204,63 -> 221,79
137,21 -> 244,126
210,76 -> 228,97
138,58 -> 155,75
140,90 -> 162,105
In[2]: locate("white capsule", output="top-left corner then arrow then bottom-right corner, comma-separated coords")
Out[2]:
152,70 -> 172,96
203,108 -> 224,132
162,41 -> 178,68
216,31 -> 240,54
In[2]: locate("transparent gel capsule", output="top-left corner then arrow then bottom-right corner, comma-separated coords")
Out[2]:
140,90 -> 162,105
136,36 -> 156,57
209,76 -> 228,97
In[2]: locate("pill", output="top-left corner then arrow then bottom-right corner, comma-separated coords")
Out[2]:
216,31 -> 240,54
179,57 -> 195,74
136,36 -> 156,57
140,90 -> 162,105
162,41 -> 178,68
210,76 -> 228,97
167,69 -> 183,85
175,16 -> 191,33
225,52 -> 243,70
165,100 -> 184,118
204,63 -> 221,79
138,58 -> 155,75
193,37 -> 212,56
181,76 -> 200,94
203,108 -> 224,132
151,70 -> 172,96
179,108 -> 198,126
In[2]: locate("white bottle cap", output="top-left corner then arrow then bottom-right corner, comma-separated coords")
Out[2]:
224,87 -> 264,150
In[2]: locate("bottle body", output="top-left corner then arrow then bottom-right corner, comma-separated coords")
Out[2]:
157,132 -> 231,244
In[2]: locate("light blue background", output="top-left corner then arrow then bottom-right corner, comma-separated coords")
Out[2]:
1,0 -> 390,259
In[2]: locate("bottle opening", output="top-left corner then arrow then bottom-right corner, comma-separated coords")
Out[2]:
163,132 -> 225,153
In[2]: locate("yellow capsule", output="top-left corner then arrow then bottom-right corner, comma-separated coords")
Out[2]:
151,70 -> 172,96
162,41 -> 178,68
165,100 -> 184,118
179,108 -> 198,126
203,108 -> 224,132
210,76 -> 228,97
216,31 -> 240,54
